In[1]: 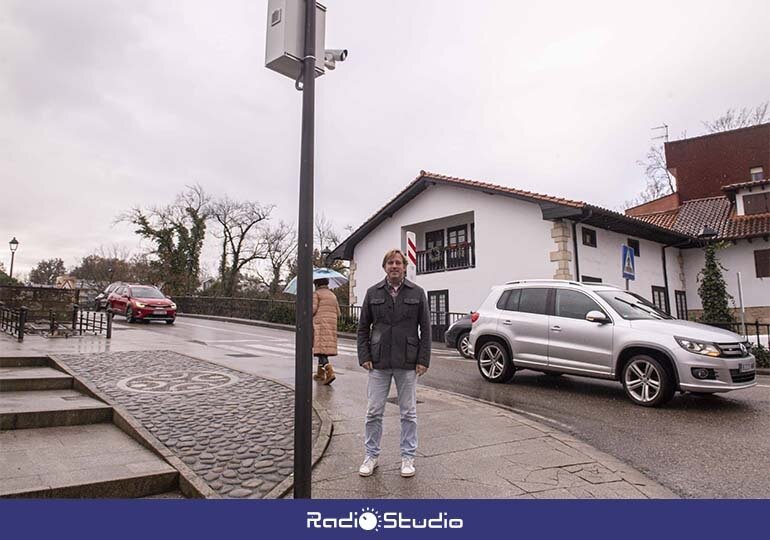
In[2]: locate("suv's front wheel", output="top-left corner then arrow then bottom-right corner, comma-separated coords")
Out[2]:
476,340 -> 515,383
622,355 -> 675,407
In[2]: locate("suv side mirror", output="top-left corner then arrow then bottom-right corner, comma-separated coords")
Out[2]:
586,310 -> 610,324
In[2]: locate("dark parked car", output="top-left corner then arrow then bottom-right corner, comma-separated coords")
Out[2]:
107,284 -> 177,324
445,314 -> 473,358
94,281 -> 124,311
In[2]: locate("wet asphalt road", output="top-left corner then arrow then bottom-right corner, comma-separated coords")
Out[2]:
129,317 -> 770,498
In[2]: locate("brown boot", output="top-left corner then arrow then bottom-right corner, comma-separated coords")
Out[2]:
323,363 -> 336,385
313,365 -> 325,381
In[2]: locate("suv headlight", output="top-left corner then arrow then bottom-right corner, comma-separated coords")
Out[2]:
134,302 -> 147,308
675,337 -> 721,357
170,303 -> 177,309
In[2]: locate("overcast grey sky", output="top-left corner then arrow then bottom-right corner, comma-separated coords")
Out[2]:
2,0 -> 769,277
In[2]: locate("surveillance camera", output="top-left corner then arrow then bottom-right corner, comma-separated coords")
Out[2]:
324,49 -> 348,70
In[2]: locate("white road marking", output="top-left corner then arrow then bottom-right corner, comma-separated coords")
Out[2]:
176,320 -> 470,360
175,320 -> 283,337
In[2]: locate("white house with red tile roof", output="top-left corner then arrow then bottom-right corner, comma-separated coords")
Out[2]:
331,171 -> 695,336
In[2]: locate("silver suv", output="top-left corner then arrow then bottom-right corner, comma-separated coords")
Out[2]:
469,280 -> 757,407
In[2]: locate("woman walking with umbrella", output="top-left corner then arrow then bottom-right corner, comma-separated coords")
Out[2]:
312,277 -> 340,384
285,268 -> 347,385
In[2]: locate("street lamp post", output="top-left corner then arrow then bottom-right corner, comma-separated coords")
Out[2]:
8,237 -> 19,280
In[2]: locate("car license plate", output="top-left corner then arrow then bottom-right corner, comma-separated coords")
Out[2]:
739,361 -> 755,373
153,309 -> 167,315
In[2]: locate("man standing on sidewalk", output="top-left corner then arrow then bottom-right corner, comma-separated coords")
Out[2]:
356,248 -> 431,478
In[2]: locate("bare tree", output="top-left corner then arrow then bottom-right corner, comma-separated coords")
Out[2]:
211,197 -> 274,296
253,221 -> 297,296
703,102 -> 769,133
314,213 -> 341,252
626,143 -> 676,209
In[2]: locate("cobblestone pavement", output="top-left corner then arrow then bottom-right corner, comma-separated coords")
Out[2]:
55,350 -> 319,499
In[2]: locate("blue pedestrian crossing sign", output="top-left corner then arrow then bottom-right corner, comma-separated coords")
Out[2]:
622,245 -> 635,280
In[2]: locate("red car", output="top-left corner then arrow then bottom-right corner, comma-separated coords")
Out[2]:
107,284 -> 177,324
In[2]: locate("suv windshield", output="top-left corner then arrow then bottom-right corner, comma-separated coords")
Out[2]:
129,286 -> 165,299
596,291 -> 673,320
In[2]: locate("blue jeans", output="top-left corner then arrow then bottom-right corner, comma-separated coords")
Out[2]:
364,368 -> 418,459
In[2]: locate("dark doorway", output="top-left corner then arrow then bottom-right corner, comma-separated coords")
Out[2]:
428,289 -> 449,342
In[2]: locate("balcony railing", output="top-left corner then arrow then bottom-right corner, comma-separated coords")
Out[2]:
415,243 -> 475,275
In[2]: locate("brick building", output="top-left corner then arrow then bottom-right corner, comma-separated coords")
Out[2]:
626,123 -> 770,322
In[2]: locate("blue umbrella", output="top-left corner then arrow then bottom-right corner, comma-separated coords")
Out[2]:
283,267 -> 348,295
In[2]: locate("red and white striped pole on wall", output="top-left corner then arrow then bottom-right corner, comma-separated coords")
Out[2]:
406,231 -> 417,281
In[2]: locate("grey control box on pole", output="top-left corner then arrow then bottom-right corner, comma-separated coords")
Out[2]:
265,0 -> 326,80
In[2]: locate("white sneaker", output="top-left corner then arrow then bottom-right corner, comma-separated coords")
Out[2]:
358,456 -> 378,477
400,457 -> 415,477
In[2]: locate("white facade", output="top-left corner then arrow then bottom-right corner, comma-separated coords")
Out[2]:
575,224 -> 683,315
350,183 -> 687,316
351,184 -> 557,312
681,238 -> 770,311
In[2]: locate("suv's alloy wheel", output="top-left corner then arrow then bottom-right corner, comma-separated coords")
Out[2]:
477,341 -> 515,383
457,333 -> 473,359
622,355 -> 674,407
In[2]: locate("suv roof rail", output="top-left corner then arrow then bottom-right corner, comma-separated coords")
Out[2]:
504,279 -> 584,287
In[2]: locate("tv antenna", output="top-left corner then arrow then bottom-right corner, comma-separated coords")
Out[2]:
651,124 -> 669,142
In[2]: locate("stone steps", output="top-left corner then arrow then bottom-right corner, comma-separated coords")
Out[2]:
0,366 -> 74,392
0,424 -> 178,498
0,358 -> 184,498
0,389 -> 113,430
0,357 -> 50,368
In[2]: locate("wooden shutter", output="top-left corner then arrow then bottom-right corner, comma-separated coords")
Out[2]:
755,249 -> 770,278
744,193 -> 769,215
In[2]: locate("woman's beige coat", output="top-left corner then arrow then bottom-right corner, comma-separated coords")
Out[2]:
313,286 -> 340,356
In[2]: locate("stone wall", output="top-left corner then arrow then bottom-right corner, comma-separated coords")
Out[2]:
550,220 -> 573,280
688,306 -> 770,324
0,285 -> 80,321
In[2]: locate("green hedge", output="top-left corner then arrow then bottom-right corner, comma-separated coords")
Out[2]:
751,344 -> 769,368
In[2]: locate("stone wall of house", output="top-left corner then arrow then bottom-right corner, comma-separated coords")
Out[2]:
348,260 -> 358,305
688,305 -> 770,325
550,220 -> 573,280
0,285 -> 80,321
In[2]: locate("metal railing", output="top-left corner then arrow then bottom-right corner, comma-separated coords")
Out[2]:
700,320 -> 770,347
175,296 -> 471,342
415,243 -> 475,275
0,302 -> 27,342
72,305 -> 113,338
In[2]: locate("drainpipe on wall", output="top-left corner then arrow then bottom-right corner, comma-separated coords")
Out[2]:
570,210 -> 592,282
661,246 -> 671,315
571,221 -> 581,281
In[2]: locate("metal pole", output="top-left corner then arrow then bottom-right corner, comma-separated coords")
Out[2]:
9,251 -> 15,280
736,272 -> 746,337
293,0 -> 316,500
